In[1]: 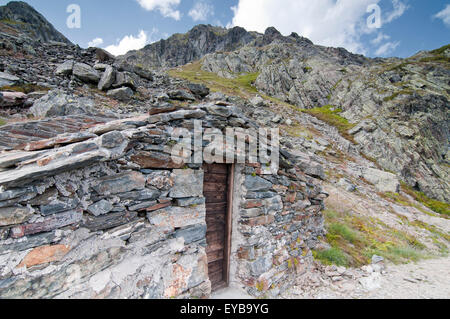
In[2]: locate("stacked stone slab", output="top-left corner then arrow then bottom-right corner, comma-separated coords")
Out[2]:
0,102 -> 327,299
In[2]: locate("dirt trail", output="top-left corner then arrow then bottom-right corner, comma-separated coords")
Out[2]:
362,257 -> 450,299
283,257 -> 450,299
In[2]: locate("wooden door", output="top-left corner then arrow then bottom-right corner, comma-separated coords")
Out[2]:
203,163 -> 233,291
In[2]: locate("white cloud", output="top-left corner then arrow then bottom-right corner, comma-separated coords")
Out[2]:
434,4 -> 450,27
189,1 -> 214,21
230,0 -> 408,55
136,0 -> 181,20
88,37 -> 104,48
375,41 -> 400,56
371,32 -> 390,45
384,0 -> 409,24
104,30 -> 150,56
230,0 -> 382,54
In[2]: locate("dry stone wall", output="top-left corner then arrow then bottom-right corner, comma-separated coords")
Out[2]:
0,102 -> 327,299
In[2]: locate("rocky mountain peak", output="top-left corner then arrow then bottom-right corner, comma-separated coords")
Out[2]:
264,26 -> 282,37
118,24 -> 256,70
0,1 -> 71,44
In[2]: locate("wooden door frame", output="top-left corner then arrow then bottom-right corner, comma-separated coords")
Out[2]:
223,163 -> 234,287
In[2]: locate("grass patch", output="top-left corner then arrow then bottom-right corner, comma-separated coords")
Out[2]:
430,44 -> 450,55
0,118 -> 6,126
234,72 -> 259,93
168,60 -> 260,98
419,56 -> 450,64
0,19 -> 25,25
313,208 -> 429,267
366,246 -> 424,263
401,183 -> 450,217
328,223 -> 361,243
313,247 -> 349,267
383,89 -> 414,102
301,105 -> 356,143
0,84 -> 50,94
283,125 -> 315,140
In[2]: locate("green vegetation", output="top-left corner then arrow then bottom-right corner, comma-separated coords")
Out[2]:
430,44 -> 450,55
0,84 -> 50,94
419,56 -> 450,63
284,125 -> 316,141
168,60 -> 259,98
383,89 -> 414,102
301,105 -> 356,143
0,118 -> 6,127
234,72 -> 259,93
381,44 -> 450,73
0,19 -> 24,25
313,208 -> 429,267
313,247 -> 349,267
328,223 -> 361,243
401,183 -> 450,217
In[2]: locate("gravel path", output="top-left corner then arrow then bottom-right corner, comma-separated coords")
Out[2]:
284,257 -> 450,299
362,257 -> 450,299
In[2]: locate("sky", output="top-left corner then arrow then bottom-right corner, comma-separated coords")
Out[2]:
0,0 -> 449,58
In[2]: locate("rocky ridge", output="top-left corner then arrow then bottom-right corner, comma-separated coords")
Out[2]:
140,25 -> 449,202
0,1 -> 70,44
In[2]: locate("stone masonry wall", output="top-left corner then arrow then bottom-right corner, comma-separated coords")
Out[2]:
0,102 -> 327,299
230,163 -> 326,298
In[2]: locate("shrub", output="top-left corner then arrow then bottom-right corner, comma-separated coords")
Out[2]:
302,105 -> 356,143
313,248 -> 349,267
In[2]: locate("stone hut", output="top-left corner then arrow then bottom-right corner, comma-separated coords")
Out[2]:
0,101 -> 326,298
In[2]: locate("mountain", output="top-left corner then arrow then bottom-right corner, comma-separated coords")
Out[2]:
185,28 -> 449,202
128,25 -> 448,203
118,24 -> 257,69
0,1 -> 71,44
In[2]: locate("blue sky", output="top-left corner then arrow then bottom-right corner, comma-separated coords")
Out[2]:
1,0 -> 449,58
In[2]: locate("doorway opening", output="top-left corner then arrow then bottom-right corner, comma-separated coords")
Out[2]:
203,163 -> 234,291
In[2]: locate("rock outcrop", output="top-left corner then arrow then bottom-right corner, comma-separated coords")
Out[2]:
0,1 -> 71,44
117,24 -> 257,69
155,26 -> 449,202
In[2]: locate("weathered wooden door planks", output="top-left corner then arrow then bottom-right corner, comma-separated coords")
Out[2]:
203,163 -> 233,291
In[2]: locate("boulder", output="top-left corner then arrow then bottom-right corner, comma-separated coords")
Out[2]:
112,72 -> 136,90
362,168 -> 400,193
250,96 -> 266,107
107,87 -> 134,101
0,71 -> 21,87
0,91 -> 27,107
95,48 -> 115,62
168,90 -> 196,101
55,60 -> 74,76
206,104 -> 233,118
94,63 -> 110,71
29,90 -> 95,117
187,83 -> 210,98
73,63 -> 100,83
149,103 -> 178,115
98,66 -> 116,91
